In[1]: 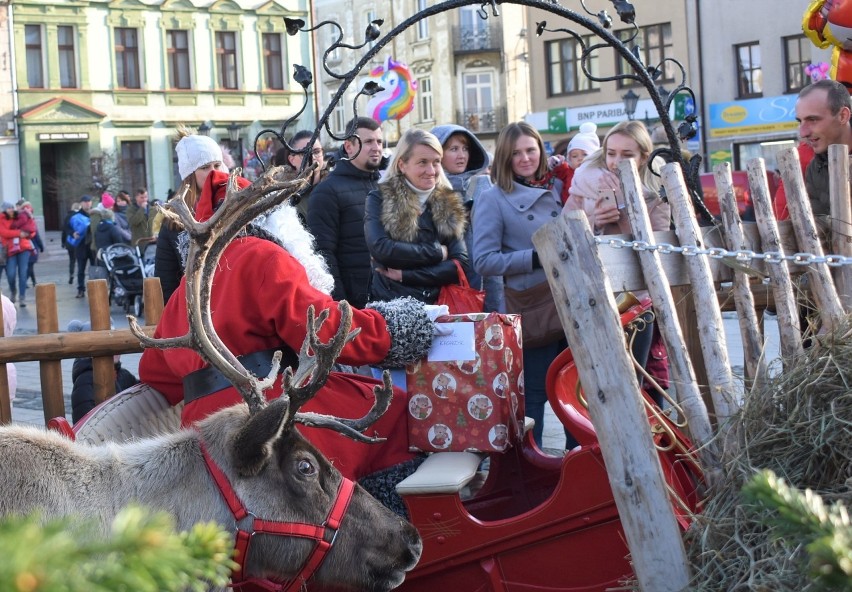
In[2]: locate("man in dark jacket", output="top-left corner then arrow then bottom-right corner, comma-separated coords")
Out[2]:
68,319 -> 139,423
307,117 -> 383,309
796,79 -> 852,215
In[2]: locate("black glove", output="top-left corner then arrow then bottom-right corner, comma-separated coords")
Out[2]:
532,251 -> 542,269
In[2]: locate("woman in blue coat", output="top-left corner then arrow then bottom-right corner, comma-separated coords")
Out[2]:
472,121 -> 573,450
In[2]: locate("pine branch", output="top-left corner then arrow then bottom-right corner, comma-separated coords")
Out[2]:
0,506 -> 235,592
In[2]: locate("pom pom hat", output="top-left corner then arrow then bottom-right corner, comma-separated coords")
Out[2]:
567,122 -> 601,155
176,134 -> 224,180
101,192 -> 115,209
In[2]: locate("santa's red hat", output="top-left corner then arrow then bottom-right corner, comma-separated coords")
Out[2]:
194,170 -> 251,222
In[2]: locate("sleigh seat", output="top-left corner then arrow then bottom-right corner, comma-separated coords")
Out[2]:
48,383 -> 183,444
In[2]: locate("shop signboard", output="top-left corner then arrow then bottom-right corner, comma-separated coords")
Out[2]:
708,95 -> 798,138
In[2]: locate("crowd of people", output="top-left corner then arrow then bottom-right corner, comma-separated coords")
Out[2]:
61,186 -> 158,299
4,78 -> 842,461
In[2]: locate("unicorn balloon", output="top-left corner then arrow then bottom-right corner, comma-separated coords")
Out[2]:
365,56 -> 418,122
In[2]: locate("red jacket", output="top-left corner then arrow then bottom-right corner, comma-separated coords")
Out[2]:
0,213 -> 35,256
139,236 -> 414,479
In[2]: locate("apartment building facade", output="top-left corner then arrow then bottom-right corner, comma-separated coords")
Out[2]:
0,1 -> 21,203
525,1 -> 692,154
688,0 -> 830,172
311,0 -> 530,151
12,0 -> 314,230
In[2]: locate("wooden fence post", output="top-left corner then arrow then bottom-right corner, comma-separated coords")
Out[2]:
714,162 -> 768,389
533,209 -> 691,592
618,160 -> 719,471
828,144 -> 852,311
662,163 -> 739,423
779,146 -> 845,333
35,284 -> 64,423
747,158 -> 803,360
88,279 -> 115,406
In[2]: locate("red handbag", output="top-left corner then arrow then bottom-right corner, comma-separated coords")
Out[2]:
437,259 -> 485,314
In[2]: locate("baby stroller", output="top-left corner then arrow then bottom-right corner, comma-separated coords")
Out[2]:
98,243 -> 145,317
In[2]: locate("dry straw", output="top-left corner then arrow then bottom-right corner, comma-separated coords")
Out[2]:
685,319 -> 852,590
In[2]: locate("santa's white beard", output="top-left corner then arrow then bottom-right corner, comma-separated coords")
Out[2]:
254,203 -> 335,295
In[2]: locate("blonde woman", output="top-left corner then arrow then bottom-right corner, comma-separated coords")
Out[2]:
154,127 -> 227,303
565,120 -> 669,235
565,120 -> 671,403
364,128 -> 470,304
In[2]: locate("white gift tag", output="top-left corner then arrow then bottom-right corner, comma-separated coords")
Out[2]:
427,322 -> 476,362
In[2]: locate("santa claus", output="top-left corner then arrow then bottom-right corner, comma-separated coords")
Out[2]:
139,169 -> 443,482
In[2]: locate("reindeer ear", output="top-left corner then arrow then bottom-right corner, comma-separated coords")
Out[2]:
232,398 -> 291,477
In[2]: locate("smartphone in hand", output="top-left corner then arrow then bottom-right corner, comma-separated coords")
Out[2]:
598,187 -> 625,210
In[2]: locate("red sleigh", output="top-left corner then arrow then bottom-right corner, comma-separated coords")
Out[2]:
49,297 -> 702,591
394,296 -> 702,591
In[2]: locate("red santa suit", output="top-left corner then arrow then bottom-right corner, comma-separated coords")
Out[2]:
140,171 -> 435,480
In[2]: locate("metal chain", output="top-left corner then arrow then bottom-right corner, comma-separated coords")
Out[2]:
595,237 -> 852,268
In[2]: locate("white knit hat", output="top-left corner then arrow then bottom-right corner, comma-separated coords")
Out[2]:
176,135 -> 224,180
567,122 -> 600,155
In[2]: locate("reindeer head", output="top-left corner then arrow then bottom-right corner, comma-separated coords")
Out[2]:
198,398 -> 422,591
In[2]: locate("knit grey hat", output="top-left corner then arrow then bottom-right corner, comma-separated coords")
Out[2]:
175,134 -> 224,180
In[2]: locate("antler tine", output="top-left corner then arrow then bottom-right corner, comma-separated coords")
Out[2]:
284,301 -> 361,413
292,369 -> 394,440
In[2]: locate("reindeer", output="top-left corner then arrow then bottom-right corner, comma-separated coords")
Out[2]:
0,165 -> 424,591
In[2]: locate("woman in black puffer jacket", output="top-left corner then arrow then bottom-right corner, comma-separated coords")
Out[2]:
364,128 -> 470,304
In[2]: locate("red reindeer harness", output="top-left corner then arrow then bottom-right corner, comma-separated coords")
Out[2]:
199,442 -> 355,591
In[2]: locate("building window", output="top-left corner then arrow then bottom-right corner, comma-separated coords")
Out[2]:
736,41 -> 762,98
120,141 -> 147,193
330,92 -> 346,134
25,24 -> 44,88
166,30 -> 191,89
262,33 -> 284,90
418,76 -> 433,122
616,23 -> 673,88
784,35 -> 811,93
545,36 -> 599,96
57,25 -> 77,88
216,31 -> 239,89
463,71 -> 497,133
115,28 -> 141,89
416,0 -> 429,40
326,25 -> 340,62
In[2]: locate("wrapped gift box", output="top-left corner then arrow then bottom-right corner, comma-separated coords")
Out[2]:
405,312 -> 524,453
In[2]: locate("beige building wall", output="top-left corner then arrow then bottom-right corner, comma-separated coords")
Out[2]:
526,1 -> 690,153
693,0 -> 830,171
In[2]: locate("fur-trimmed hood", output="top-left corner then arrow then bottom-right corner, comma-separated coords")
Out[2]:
377,176 -> 467,243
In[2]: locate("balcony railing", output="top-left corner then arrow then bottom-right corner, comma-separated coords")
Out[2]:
452,23 -> 502,54
457,106 -> 507,135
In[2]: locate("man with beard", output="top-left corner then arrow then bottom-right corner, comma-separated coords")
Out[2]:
307,117 -> 384,309
795,79 -> 852,215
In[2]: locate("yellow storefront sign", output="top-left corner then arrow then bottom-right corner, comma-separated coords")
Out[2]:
710,121 -> 799,138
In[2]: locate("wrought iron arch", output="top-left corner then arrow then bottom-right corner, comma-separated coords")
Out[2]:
255,0 -> 709,220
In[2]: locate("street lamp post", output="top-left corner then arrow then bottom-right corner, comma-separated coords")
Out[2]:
198,122 -> 211,136
227,122 -> 243,169
621,89 -> 639,121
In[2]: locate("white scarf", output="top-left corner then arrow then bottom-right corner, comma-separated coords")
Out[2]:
253,202 -> 335,295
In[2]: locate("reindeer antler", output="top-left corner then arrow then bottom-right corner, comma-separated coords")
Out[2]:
128,165 -> 395,438
129,166 -> 313,413
284,301 -> 395,443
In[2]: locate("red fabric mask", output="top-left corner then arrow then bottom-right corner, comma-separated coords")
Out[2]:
194,170 -> 251,223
